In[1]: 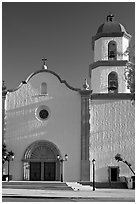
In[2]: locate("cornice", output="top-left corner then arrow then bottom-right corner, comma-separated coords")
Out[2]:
90,93 -> 134,100
92,32 -> 131,43
89,60 -> 128,77
79,90 -> 93,97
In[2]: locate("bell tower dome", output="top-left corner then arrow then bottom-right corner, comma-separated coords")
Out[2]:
89,14 -> 132,93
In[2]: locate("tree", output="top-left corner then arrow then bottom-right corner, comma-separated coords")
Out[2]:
2,144 -> 15,180
125,61 -> 135,94
118,44 -> 135,95
115,153 -> 135,175
124,45 -> 135,94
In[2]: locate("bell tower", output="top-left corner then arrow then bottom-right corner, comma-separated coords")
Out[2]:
89,14 -> 132,94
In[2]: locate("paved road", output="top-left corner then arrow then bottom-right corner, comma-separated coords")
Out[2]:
2,186 -> 135,202
2,196 -> 135,202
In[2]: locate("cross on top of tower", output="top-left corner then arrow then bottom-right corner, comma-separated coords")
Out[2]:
42,57 -> 47,65
42,58 -> 48,69
107,14 -> 114,22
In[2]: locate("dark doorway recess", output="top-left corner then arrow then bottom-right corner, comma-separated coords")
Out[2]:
108,166 -> 119,182
30,162 -> 41,181
44,162 -> 56,181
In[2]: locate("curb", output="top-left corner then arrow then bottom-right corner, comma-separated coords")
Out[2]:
2,195 -> 135,202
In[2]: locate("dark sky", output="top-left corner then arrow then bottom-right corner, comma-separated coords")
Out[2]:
2,2 -> 135,90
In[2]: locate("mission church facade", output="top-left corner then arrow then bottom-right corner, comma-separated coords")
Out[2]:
2,15 -> 135,184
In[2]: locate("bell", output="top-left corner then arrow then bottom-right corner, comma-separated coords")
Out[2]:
108,81 -> 117,91
108,84 -> 117,91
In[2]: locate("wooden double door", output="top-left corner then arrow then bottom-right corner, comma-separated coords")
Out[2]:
30,162 -> 56,181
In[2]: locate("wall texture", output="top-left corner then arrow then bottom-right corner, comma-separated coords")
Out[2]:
89,99 -> 135,182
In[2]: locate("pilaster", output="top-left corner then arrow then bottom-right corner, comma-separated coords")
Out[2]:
79,89 -> 92,181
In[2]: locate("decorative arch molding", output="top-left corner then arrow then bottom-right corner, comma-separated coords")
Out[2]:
23,140 -> 61,161
8,69 -> 80,93
26,70 -> 80,91
22,140 -> 62,181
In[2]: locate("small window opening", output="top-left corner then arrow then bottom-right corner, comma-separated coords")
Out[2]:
108,41 -> 117,60
40,82 -> 47,95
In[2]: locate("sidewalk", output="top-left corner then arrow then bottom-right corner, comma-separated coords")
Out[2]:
2,188 -> 135,201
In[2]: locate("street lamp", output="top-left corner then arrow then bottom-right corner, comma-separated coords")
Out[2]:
57,154 -> 68,182
92,159 -> 96,191
4,151 -> 15,181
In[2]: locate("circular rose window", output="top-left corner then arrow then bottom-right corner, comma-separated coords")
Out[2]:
35,105 -> 50,121
39,109 -> 49,119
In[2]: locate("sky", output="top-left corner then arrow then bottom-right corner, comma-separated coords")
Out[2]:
2,2 -> 135,90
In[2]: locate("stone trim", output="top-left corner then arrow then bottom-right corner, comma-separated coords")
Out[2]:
91,93 -> 134,100
80,90 -> 92,160
89,60 -> 127,71
8,69 -> 80,93
79,90 -> 93,97
89,60 -> 127,77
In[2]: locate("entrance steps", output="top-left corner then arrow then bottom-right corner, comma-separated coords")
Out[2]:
2,181 -> 92,191
2,181 -> 127,191
66,182 -> 92,191
2,181 -> 73,191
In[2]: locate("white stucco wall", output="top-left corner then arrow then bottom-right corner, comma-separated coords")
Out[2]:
4,71 -> 81,181
89,99 -> 135,182
91,65 -> 130,93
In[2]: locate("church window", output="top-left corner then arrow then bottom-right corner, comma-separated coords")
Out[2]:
35,105 -> 50,121
108,41 -> 117,60
39,109 -> 49,120
108,71 -> 118,93
40,82 -> 47,95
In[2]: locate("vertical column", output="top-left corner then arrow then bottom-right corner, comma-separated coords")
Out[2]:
79,89 -> 92,181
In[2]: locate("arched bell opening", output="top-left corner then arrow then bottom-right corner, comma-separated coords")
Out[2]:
108,71 -> 118,93
108,41 -> 117,60
22,140 -> 62,181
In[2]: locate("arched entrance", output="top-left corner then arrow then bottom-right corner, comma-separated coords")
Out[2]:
22,140 -> 61,181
